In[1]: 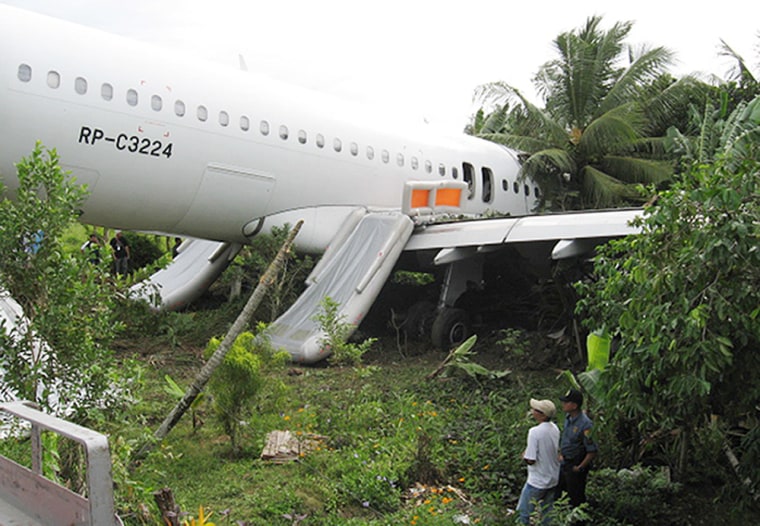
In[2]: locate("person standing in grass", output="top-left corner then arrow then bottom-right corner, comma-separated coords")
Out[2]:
557,388 -> 597,508
516,398 -> 560,524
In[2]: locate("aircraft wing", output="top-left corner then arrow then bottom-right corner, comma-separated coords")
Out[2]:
404,208 -> 643,263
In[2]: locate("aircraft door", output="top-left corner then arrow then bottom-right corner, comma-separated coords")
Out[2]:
175,162 -> 275,241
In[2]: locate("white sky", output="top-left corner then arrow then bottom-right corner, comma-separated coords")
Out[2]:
4,0 -> 759,132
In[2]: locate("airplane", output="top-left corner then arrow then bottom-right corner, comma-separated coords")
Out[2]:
0,4 -> 642,363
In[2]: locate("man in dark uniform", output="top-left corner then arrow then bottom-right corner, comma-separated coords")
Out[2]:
558,388 -> 597,508
110,231 -> 131,276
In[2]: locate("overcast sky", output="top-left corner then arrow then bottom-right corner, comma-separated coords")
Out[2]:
4,1 -> 759,132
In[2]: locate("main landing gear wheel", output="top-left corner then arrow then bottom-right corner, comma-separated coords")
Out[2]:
431,308 -> 471,351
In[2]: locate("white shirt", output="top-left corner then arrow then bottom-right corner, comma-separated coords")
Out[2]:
524,420 -> 560,489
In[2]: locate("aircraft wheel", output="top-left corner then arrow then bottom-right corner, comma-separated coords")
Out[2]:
431,308 -> 470,351
404,300 -> 436,340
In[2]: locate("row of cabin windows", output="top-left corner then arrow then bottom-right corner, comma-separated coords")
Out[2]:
17,64 -> 541,201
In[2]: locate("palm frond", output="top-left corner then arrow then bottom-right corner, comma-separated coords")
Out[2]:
642,76 -> 711,135
719,38 -> 758,84
481,105 -> 509,134
602,46 -> 675,113
578,103 -> 645,158
521,148 -> 577,209
579,165 -> 638,208
599,155 -> 673,185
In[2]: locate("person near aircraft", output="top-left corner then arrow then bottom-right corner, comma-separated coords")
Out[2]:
516,398 -> 560,524
557,388 -> 597,509
172,237 -> 182,259
80,232 -> 102,264
110,231 -> 131,276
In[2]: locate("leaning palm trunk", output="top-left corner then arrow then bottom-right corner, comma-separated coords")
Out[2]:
137,220 -> 303,460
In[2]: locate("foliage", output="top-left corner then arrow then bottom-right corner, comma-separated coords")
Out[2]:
576,158 -> 760,481
219,224 -> 314,321
122,232 -> 167,274
496,328 -> 530,358
203,328 -> 289,453
182,506 -> 215,526
0,144 -> 127,421
473,16 -> 702,210
665,93 -> 760,171
313,296 -> 376,366
164,374 -> 206,430
391,270 -> 436,287
435,335 -> 511,381
718,36 -> 760,106
585,466 -> 681,525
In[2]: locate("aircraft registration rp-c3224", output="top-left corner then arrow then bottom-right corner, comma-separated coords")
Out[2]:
0,4 -> 641,363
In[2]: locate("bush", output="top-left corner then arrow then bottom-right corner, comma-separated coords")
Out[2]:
204,329 -> 289,453
586,466 -> 681,525
313,296 -> 376,366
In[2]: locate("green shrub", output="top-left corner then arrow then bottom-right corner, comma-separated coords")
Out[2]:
586,466 -> 681,525
313,296 -> 376,366
204,329 -> 289,453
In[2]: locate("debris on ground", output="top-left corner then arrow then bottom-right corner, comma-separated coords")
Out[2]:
260,430 -> 327,463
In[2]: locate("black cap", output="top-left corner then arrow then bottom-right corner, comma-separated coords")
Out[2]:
560,388 -> 583,406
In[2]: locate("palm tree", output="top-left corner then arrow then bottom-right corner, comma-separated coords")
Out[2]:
664,35 -> 760,170
665,93 -> 760,170
717,35 -> 760,109
474,16 -> 698,210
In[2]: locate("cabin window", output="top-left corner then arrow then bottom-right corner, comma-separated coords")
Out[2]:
366,146 -> 375,160
411,157 -> 419,170
174,100 -> 186,117
17,64 -> 31,82
438,163 -> 446,176
350,142 -> 358,156
298,129 -> 307,144
513,181 -> 519,194
524,184 -> 530,196
219,111 -> 230,127
151,95 -> 163,111
240,115 -> 250,131
316,133 -> 325,148
382,150 -> 390,163
75,77 -> 87,95
279,125 -> 289,140
502,179 -> 508,192
481,167 -> 493,203
452,166 -> 459,179
534,186 -> 541,198
462,163 -> 474,199
127,89 -> 138,106
425,160 -> 433,174
197,105 -> 208,121
396,153 -> 405,167
101,83 -> 114,101
333,138 -> 342,152
260,120 -> 270,135
47,71 -> 60,89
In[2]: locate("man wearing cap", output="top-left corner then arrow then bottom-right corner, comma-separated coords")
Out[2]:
516,398 -> 560,524
558,388 -> 597,508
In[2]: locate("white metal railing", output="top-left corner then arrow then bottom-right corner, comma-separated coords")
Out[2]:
0,400 -> 121,525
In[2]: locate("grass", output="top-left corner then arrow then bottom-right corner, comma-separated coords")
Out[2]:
2,267 -> 754,524
114,333 -> 550,525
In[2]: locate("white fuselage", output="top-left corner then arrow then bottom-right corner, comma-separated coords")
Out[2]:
0,5 -> 539,252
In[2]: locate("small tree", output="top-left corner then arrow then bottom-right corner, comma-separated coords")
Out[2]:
0,144 -> 123,420
204,329 -> 289,454
577,157 -> 760,483
313,296 -> 375,366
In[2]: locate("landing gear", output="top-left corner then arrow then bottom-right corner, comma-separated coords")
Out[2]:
429,257 -> 481,350
431,307 -> 471,350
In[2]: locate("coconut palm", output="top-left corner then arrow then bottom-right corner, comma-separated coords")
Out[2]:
474,16 -> 697,210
